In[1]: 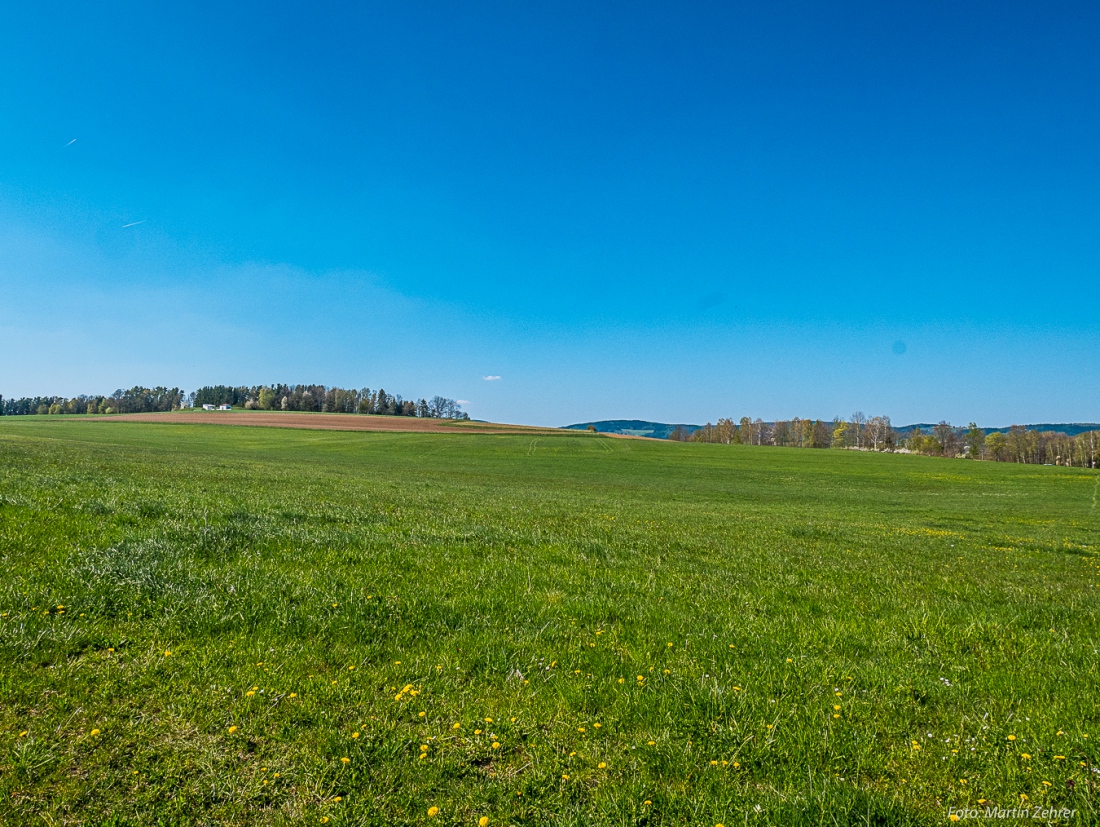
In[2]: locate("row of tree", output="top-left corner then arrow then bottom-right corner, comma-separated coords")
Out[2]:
0,384 -> 468,420
0,387 -> 184,416
673,414 -> 1100,468
192,384 -> 468,419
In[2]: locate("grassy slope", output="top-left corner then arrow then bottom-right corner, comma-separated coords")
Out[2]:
0,418 -> 1097,826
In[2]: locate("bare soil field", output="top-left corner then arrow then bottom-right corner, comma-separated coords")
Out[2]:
97,411 -> 566,435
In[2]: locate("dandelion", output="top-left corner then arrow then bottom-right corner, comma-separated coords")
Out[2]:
492,742 -> 500,750
320,818 -> 330,824
1007,735 -> 1017,741
420,744 -> 429,752
164,650 -> 172,657
90,729 -> 100,736
594,723 -> 602,728
618,678 -> 625,684
949,816 -> 960,823
19,731 -> 28,737
428,807 -> 440,817
228,726 -> 238,734
479,818 -> 490,827
340,757 -> 350,764
419,711 -> 427,718
598,762 -> 607,769
289,693 -> 298,698
1021,753 -> 1031,760
246,691 -> 256,697
786,658 -> 793,663
1054,755 -> 1066,760
352,732 -> 360,739
577,727 -> 585,733
561,774 -> 570,780
647,740 -> 656,746
475,729 -> 482,735
644,800 -> 652,806
453,723 -> 461,730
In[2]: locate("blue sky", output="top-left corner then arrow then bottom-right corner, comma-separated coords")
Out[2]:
1,1 -> 1097,426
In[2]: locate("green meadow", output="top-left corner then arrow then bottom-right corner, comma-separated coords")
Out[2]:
1,418 -> 1097,826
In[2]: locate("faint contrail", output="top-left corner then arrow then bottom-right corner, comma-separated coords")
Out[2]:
65,139 -> 76,146
121,220 -> 145,229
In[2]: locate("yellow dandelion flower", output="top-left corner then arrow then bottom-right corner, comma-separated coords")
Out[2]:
577,727 -> 585,733
428,806 -> 440,817
164,650 -> 172,657
246,691 -> 255,697
453,723 -> 461,730
475,729 -> 482,735
598,761 -> 607,769
1021,753 -> 1031,760
644,799 -> 652,805
420,744 -> 429,752
340,757 -> 350,764
334,796 -> 343,802
1007,734 -> 1016,741
320,818 -> 330,824
593,723 -> 602,728
19,731 -> 28,737
949,816 -> 960,823
492,742 -> 500,749
1054,755 -> 1066,760
418,753 -> 427,760
786,658 -> 793,663
289,693 -> 298,698
710,760 -> 718,766
647,740 -> 656,746
833,705 -> 841,711
561,774 -> 570,780
732,762 -> 740,768
419,711 -> 427,718
618,678 -> 625,684
479,818 -> 490,827
228,726 -> 238,733
90,729 -> 101,736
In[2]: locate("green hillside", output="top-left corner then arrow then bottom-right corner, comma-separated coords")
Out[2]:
1,419 -> 1097,825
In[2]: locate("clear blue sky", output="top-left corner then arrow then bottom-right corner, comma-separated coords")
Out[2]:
1,1 -> 1097,426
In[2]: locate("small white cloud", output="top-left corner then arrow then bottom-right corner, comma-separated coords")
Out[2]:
483,375 -> 502,381
456,400 -> 470,405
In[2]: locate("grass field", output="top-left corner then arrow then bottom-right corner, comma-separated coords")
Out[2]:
1,417 -> 1097,826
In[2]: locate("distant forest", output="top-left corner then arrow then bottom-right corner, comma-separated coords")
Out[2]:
677,415 -> 1099,468
0,384 -> 469,420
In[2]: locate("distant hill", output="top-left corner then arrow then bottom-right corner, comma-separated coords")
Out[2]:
568,420 -> 1098,441
901,423 -> 1100,437
564,420 -> 702,439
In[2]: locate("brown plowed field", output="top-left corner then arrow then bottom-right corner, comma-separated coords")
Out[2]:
94,411 -> 567,435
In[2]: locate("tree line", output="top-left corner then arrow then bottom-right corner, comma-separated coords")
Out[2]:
0,384 -> 468,420
191,384 -> 468,419
0,386 -> 184,416
673,414 -> 1099,468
